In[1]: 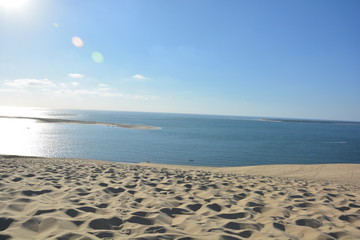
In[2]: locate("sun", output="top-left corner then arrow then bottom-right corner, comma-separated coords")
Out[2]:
0,0 -> 30,10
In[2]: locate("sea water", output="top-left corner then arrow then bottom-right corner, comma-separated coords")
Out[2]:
0,108 -> 359,167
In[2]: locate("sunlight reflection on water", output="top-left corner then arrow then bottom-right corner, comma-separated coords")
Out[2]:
0,118 -> 55,156
0,107 -> 359,166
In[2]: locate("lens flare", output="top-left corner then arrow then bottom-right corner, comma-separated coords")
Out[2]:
71,36 -> 84,48
92,51 -> 104,63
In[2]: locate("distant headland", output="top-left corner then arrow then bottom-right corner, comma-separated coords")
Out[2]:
259,118 -> 360,125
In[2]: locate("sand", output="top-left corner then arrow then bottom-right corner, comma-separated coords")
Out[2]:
0,156 -> 359,240
0,116 -> 161,130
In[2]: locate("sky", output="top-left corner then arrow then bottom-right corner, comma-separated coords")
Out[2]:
0,0 -> 359,121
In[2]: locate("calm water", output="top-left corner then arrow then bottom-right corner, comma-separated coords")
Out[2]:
0,108 -> 359,167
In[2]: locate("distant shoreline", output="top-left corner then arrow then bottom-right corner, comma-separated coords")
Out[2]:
259,118 -> 360,125
0,116 -> 161,130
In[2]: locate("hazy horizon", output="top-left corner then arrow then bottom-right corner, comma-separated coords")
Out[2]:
1,0 -> 359,121
1,105 -> 360,123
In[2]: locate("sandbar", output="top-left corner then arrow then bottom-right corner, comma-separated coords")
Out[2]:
0,116 -> 161,130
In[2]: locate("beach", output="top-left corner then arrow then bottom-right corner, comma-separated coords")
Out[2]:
0,116 -> 161,130
0,156 -> 360,239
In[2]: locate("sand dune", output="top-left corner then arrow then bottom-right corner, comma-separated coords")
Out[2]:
0,155 -> 359,239
139,162 -> 360,186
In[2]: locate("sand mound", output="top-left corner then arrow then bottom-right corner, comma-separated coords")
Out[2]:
0,156 -> 359,239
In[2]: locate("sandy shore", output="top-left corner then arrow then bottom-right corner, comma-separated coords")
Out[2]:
0,156 -> 359,239
0,116 -> 161,130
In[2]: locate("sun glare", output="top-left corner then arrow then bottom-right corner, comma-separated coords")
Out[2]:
0,0 -> 30,10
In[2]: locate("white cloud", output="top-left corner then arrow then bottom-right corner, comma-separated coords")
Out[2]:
68,73 -> 84,79
3,79 -> 56,88
1,78 -> 159,101
97,83 -> 110,92
0,88 -> 25,93
54,89 -> 124,97
52,88 -> 159,100
98,88 -> 111,92
59,83 -> 68,88
132,95 -> 160,100
132,74 -> 149,80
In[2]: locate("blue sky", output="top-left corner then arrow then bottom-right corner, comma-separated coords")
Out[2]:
0,0 -> 359,120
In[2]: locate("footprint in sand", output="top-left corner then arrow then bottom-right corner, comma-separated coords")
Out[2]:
160,208 -> 191,217
33,209 -> 56,216
77,206 -> 97,213
12,177 -> 22,182
127,216 -> 153,225
216,212 -> 250,219
89,217 -> 123,230
224,222 -> 263,231
207,203 -> 222,212
295,218 -> 322,228
339,214 -> 360,223
145,226 -> 167,234
22,189 -> 52,197
65,209 -> 80,217
186,203 -> 202,211
93,232 -> 114,239
0,218 -> 14,231
103,187 -> 125,195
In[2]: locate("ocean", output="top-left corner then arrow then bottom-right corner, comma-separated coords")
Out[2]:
0,108 -> 359,167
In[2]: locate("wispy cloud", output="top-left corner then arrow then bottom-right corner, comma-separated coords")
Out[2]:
59,83 -> 68,88
0,88 -> 25,93
132,95 -> 160,100
68,73 -> 84,79
1,78 -> 159,101
97,83 -> 110,92
53,89 -> 158,100
98,88 -> 111,92
132,74 -> 149,80
53,89 -> 123,97
3,79 -> 56,88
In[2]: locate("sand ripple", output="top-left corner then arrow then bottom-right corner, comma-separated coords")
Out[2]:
0,156 -> 359,239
